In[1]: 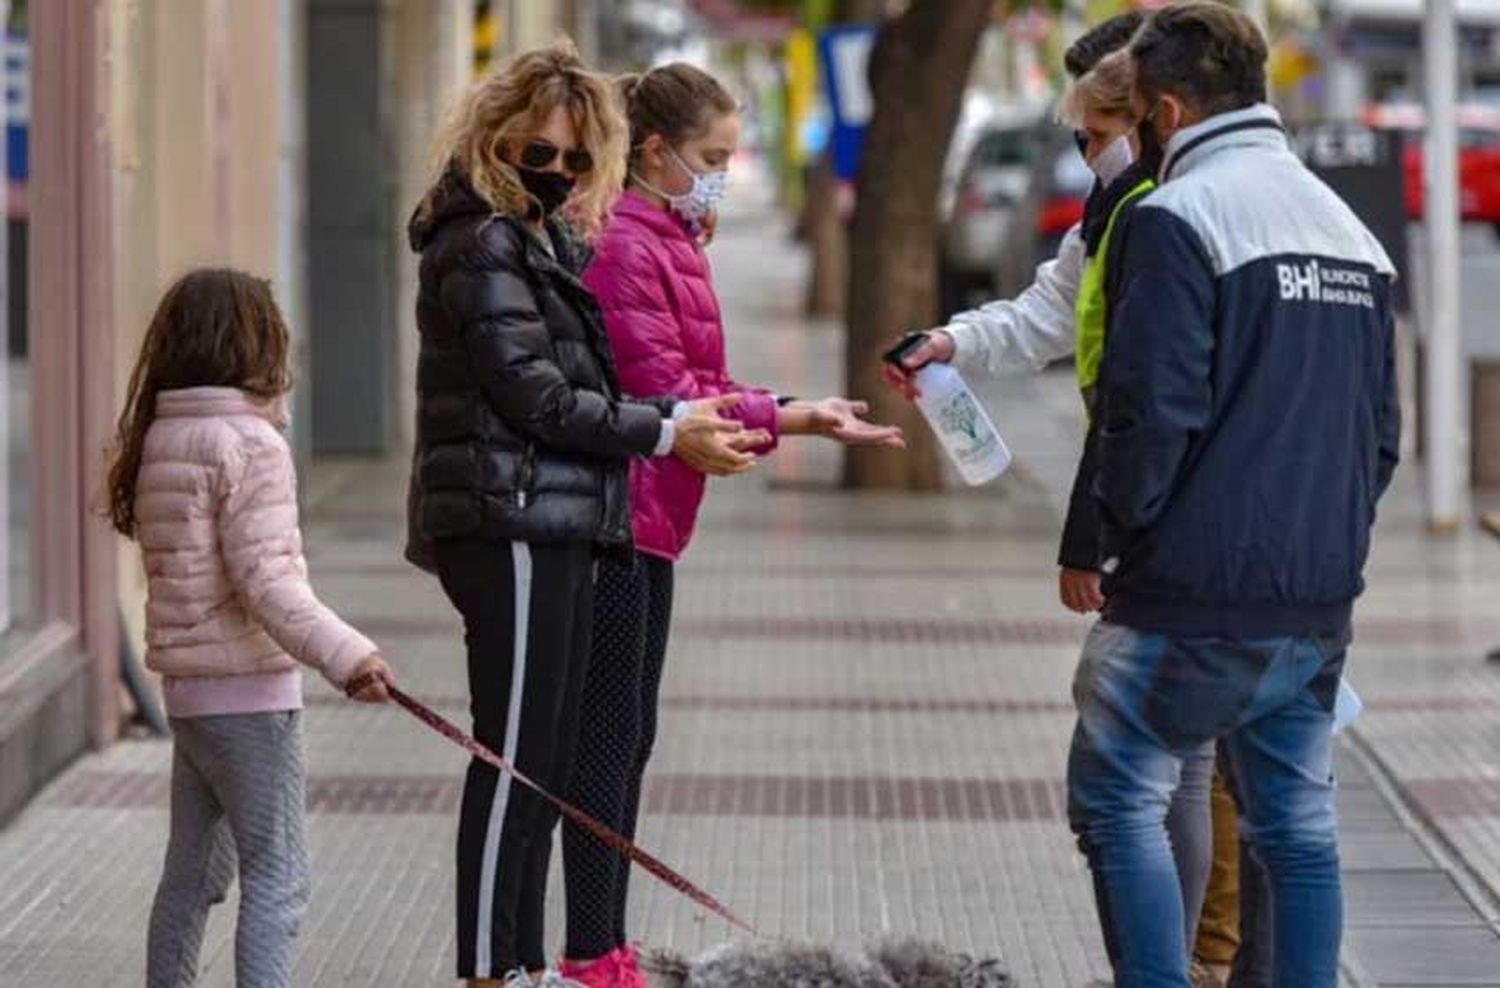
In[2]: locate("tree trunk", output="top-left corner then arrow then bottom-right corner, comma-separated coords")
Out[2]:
803,153 -> 846,317
843,0 -> 994,490
839,0 -> 890,21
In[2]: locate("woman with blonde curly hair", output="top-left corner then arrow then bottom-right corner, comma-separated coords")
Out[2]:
405,41 -> 760,987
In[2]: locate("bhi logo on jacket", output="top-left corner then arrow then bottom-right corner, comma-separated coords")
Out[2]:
1276,259 -> 1376,309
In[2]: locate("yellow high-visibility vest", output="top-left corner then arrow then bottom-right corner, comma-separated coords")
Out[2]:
1074,177 -> 1155,408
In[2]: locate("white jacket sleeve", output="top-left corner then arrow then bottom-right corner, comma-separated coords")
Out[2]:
945,223 -> 1085,378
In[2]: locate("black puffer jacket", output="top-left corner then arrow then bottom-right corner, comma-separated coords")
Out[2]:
405,169 -> 672,569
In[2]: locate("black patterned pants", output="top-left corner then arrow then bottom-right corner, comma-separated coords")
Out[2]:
562,551 -> 675,959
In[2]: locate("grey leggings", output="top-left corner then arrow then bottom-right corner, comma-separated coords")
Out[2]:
1091,739 -> 1216,964
1168,740 -> 1217,945
146,711 -> 310,988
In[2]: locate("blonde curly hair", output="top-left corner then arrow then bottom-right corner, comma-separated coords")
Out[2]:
427,39 -> 626,237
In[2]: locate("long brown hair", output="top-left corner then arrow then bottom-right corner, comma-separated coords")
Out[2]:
618,63 -> 738,172
420,39 -> 626,238
106,268 -> 293,538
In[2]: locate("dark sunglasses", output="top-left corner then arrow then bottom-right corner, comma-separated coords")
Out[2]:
519,140 -> 594,175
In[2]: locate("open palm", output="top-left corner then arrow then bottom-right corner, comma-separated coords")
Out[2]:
811,398 -> 906,448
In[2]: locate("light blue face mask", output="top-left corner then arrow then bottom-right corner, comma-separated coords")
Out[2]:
637,148 -> 729,226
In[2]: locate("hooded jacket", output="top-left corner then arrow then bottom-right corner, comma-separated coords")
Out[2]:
405,169 -> 675,567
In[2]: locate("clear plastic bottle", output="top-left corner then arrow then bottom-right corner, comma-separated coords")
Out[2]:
911,362 -> 1012,485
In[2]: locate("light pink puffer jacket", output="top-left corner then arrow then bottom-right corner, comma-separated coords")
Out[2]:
136,387 -> 375,688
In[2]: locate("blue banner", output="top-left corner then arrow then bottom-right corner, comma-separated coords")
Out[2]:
818,24 -> 877,181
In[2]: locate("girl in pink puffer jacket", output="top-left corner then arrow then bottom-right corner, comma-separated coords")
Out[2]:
106,269 -> 394,988
558,65 -> 905,988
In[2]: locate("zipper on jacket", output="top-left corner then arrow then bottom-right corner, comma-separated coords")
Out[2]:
598,466 -> 623,542
516,443 -> 537,509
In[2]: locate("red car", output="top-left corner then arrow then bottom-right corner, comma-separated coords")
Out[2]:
1364,103 -> 1500,232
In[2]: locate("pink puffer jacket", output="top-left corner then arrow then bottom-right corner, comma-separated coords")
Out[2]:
136,387 -> 375,688
584,192 -> 779,561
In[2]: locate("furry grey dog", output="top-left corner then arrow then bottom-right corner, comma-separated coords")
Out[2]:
642,938 -> 1013,987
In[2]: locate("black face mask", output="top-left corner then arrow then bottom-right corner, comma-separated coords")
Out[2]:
1136,106 -> 1167,179
518,167 -> 576,218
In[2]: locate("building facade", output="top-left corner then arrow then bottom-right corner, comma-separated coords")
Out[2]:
0,0 -> 600,824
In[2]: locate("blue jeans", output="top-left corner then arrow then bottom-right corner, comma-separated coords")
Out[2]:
1067,621 -> 1346,988
1092,740 -> 1215,967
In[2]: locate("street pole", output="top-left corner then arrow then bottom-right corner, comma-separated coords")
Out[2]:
1423,0 -> 1465,530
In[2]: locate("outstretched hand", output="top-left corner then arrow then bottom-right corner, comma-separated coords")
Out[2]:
806,397 -> 906,448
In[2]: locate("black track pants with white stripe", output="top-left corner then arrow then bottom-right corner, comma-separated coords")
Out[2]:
435,537 -> 596,979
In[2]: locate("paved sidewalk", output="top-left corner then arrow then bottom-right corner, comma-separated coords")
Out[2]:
4,170 -> 1500,986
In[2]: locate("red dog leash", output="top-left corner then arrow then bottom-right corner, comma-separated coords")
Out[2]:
352,676 -> 756,935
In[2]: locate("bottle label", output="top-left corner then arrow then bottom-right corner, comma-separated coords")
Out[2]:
936,389 -> 1000,466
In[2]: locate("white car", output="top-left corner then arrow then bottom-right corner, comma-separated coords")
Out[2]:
939,105 -> 1046,316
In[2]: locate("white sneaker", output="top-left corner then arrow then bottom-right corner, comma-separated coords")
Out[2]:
534,971 -> 585,987
501,970 -> 536,987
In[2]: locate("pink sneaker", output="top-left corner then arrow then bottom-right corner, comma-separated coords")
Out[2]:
556,953 -> 619,988
614,944 -> 648,988
557,946 -> 647,988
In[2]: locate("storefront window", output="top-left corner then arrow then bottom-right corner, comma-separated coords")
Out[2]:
3,0 -> 30,643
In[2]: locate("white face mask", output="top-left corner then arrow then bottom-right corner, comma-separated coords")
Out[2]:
638,147 -> 729,227
1087,134 -> 1135,186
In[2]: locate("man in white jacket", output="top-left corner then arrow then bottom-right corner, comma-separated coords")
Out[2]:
934,225 -> 1086,377
884,10 -> 1145,616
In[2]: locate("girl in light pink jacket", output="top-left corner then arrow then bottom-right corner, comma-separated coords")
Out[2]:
107,269 -> 393,988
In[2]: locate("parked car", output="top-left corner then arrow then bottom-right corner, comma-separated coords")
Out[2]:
988,123 -> 1093,302
939,91 -> 1007,220
1364,102 -> 1500,234
1032,129 -> 1093,269
940,118 -> 1036,316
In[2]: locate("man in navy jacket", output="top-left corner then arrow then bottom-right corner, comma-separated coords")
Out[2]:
1065,5 -> 1400,986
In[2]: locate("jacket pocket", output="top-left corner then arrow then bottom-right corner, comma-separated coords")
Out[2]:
597,466 -> 630,543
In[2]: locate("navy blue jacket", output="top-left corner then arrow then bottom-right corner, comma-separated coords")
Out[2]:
1095,105 -> 1401,638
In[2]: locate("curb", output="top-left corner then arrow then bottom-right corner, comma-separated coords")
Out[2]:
1342,728 -> 1500,931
